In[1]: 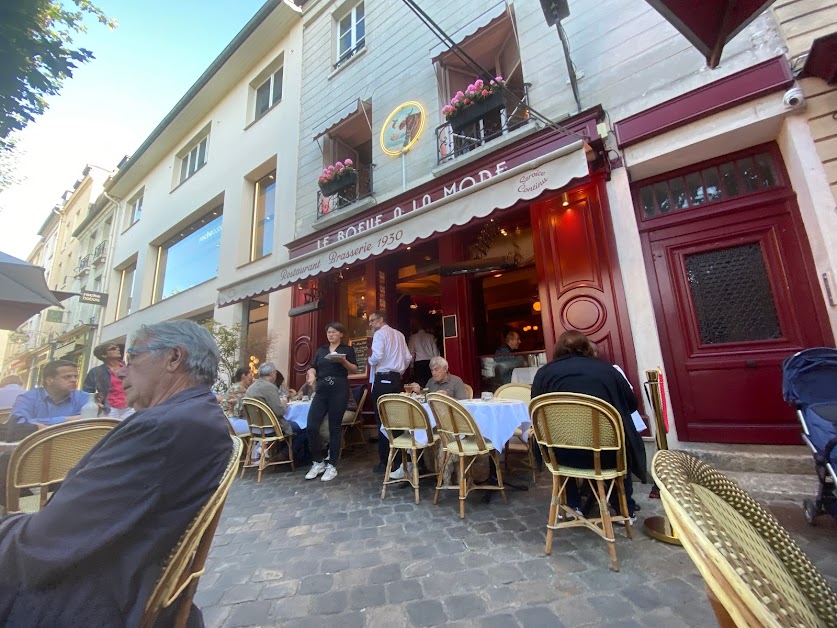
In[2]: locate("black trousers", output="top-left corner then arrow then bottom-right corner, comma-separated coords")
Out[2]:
306,377 -> 349,467
372,371 -> 403,465
414,360 -> 432,388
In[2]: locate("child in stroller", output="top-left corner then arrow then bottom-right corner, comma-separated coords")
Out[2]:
782,347 -> 837,524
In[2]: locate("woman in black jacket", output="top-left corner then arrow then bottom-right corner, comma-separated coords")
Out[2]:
531,330 -> 647,518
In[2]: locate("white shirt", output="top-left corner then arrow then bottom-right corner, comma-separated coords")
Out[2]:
368,324 -> 411,381
408,329 -> 440,363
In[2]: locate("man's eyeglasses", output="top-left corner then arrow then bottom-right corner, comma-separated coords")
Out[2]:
124,345 -> 168,365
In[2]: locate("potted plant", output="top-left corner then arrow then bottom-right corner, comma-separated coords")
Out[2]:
318,159 -> 358,197
443,76 -> 506,133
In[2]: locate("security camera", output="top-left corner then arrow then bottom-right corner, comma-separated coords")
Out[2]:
783,87 -> 806,109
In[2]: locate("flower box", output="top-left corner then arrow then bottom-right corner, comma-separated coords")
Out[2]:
449,91 -> 505,133
319,169 -> 358,197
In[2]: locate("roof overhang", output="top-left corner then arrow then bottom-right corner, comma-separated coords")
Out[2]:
107,0 -> 302,198
645,0 -> 777,68
802,32 -> 837,85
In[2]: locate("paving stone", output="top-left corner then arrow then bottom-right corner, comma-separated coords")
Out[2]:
299,573 -> 333,595
225,600 -> 272,627
406,599 -> 448,627
259,580 -> 298,600
387,578 -> 424,603
309,590 -> 349,615
219,584 -> 261,605
442,592 -> 487,620
368,563 -> 402,584
515,605 -> 566,627
349,583 -> 387,610
479,613 -> 521,627
199,605 -> 230,628
270,594 -> 313,620
321,557 -> 351,573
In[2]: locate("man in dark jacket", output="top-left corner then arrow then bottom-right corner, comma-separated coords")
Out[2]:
532,330 -> 647,517
0,320 -> 232,627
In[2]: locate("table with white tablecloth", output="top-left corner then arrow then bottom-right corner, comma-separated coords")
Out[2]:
379,398 -> 529,448
285,401 -> 311,428
511,366 -> 540,385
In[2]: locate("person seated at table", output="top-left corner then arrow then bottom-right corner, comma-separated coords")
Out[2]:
9,360 -> 87,431
408,356 -> 468,400
245,363 -> 305,462
0,320 -> 232,627
531,330 -> 647,521
221,365 -> 254,435
495,330 -> 527,384
0,375 -> 26,410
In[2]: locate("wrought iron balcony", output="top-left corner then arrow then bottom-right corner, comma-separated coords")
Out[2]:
316,162 -> 375,219
93,240 -> 108,262
74,255 -> 91,276
435,84 -> 531,166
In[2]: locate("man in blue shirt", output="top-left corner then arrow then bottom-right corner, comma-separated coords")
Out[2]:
10,360 -> 87,427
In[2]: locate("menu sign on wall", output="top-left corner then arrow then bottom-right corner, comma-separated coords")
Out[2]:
350,336 -> 369,374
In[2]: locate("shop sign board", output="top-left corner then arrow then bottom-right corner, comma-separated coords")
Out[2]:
80,290 -> 108,306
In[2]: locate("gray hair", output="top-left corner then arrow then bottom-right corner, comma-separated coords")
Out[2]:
128,320 -> 219,385
258,362 -> 276,378
429,356 -> 448,371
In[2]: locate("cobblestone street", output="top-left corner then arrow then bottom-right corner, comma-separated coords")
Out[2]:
195,446 -> 837,628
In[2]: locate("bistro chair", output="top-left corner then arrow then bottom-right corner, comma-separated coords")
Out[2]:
0,407 -> 11,425
224,416 -> 251,469
141,436 -> 242,628
427,392 -> 507,519
340,386 -> 368,459
652,450 -> 837,628
495,383 -> 537,484
5,418 -> 120,514
463,384 -> 474,400
239,398 -> 294,482
529,392 -> 632,571
377,394 -> 439,504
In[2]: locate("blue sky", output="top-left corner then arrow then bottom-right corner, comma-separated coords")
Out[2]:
0,0 -> 266,259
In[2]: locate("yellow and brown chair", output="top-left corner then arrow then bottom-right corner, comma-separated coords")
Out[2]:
427,392 -> 507,519
340,386 -> 368,459
377,393 -> 439,504
141,436 -> 242,628
239,398 -> 294,482
4,418 -> 120,514
652,450 -> 837,628
0,407 -> 12,426
463,384 -> 474,400
529,392 -> 633,571
495,383 -> 537,484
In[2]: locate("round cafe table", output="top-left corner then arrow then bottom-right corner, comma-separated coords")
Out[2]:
285,401 -> 311,429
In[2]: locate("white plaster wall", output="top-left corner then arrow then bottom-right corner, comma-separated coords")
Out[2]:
102,20 -> 304,376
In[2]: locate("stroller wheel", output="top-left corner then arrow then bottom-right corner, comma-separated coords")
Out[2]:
803,499 -> 818,525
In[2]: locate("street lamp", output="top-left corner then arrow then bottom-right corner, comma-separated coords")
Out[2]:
539,0 -> 581,113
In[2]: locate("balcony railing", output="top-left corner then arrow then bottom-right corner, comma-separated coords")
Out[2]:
436,84 -> 531,166
74,255 -> 91,276
93,240 -> 108,261
316,162 -> 375,219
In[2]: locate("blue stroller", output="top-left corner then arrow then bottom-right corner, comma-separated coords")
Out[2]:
782,347 -> 837,524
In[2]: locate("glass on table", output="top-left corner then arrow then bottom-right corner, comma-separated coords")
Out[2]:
481,392 -> 493,402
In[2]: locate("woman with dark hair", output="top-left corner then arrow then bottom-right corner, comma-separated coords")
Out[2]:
531,330 -> 647,520
304,321 -> 359,482
82,342 -> 131,418
221,365 -> 254,434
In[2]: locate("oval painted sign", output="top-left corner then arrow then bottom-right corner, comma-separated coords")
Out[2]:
380,101 -> 425,156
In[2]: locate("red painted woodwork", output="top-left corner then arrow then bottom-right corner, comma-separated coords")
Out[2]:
802,32 -> 837,85
289,280 -> 318,392
639,146 -> 833,444
645,1 -> 780,67
531,181 -> 638,386
438,236 -> 480,389
613,56 -> 792,148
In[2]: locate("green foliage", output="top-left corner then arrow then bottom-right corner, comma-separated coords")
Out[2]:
0,0 -> 116,143
201,319 -> 243,393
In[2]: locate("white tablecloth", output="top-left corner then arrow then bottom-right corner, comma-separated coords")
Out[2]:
511,366 -> 539,384
380,398 -> 529,448
285,401 -> 311,428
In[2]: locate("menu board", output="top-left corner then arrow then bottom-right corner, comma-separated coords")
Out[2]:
350,337 -> 369,374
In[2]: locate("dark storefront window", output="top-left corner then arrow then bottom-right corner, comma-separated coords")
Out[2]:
340,273 -> 369,376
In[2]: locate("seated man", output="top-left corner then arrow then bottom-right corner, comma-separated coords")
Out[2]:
0,320 -> 233,627
245,362 -> 308,463
9,359 -> 87,429
495,330 -> 527,385
408,356 -> 468,400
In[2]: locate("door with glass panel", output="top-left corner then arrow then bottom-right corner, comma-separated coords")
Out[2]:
637,145 -> 832,444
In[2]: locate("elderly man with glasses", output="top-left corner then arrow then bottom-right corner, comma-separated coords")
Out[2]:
0,320 -> 233,628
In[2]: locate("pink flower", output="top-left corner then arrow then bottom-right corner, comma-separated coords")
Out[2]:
344,158 -> 353,167
481,90 -> 489,96
327,165 -> 335,172
335,161 -> 344,170
455,90 -> 464,99
495,76 -> 503,82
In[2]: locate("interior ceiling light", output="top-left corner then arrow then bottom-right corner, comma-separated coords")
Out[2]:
533,300 -> 542,312
493,273 -> 503,278
562,192 -> 569,207
533,325 -> 539,331
410,303 -> 418,309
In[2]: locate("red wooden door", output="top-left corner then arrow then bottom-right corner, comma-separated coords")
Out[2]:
639,147 -> 832,444
531,182 -> 636,375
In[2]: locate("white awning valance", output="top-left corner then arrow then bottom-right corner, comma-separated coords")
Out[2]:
217,141 -> 589,307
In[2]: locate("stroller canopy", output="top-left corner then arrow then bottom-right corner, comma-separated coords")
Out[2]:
782,347 -> 837,408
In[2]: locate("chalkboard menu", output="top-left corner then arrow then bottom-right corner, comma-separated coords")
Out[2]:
350,337 -> 369,374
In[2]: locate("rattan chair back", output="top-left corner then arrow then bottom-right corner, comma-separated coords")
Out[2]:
377,394 -> 434,445
142,436 -> 242,628
224,416 -> 238,437
241,398 -> 286,439
426,393 -> 489,453
463,384 -> 474,400
343,387 -> 368,426
494,383 -> 532,403
0,407 -> 11,425
652,450 -> 837,628
528,392 -> 626,475
5,418 -> 120,513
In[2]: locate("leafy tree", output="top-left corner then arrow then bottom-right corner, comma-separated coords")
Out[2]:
201,319 -> 244,393
0,1 -> 116,153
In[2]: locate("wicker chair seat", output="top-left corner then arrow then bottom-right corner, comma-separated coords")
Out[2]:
17,494 -> 41,513
392,432 -> 439,449
443,436 -> 494,456
544,461 -> 622,480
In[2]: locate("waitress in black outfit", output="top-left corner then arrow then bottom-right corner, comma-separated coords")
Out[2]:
304,322 -> 359,482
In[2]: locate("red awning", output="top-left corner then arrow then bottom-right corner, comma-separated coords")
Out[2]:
802,33 -> 837,85
645,0 -> 778,68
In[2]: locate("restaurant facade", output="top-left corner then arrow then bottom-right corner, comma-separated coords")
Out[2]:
214,0 -> 837,449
